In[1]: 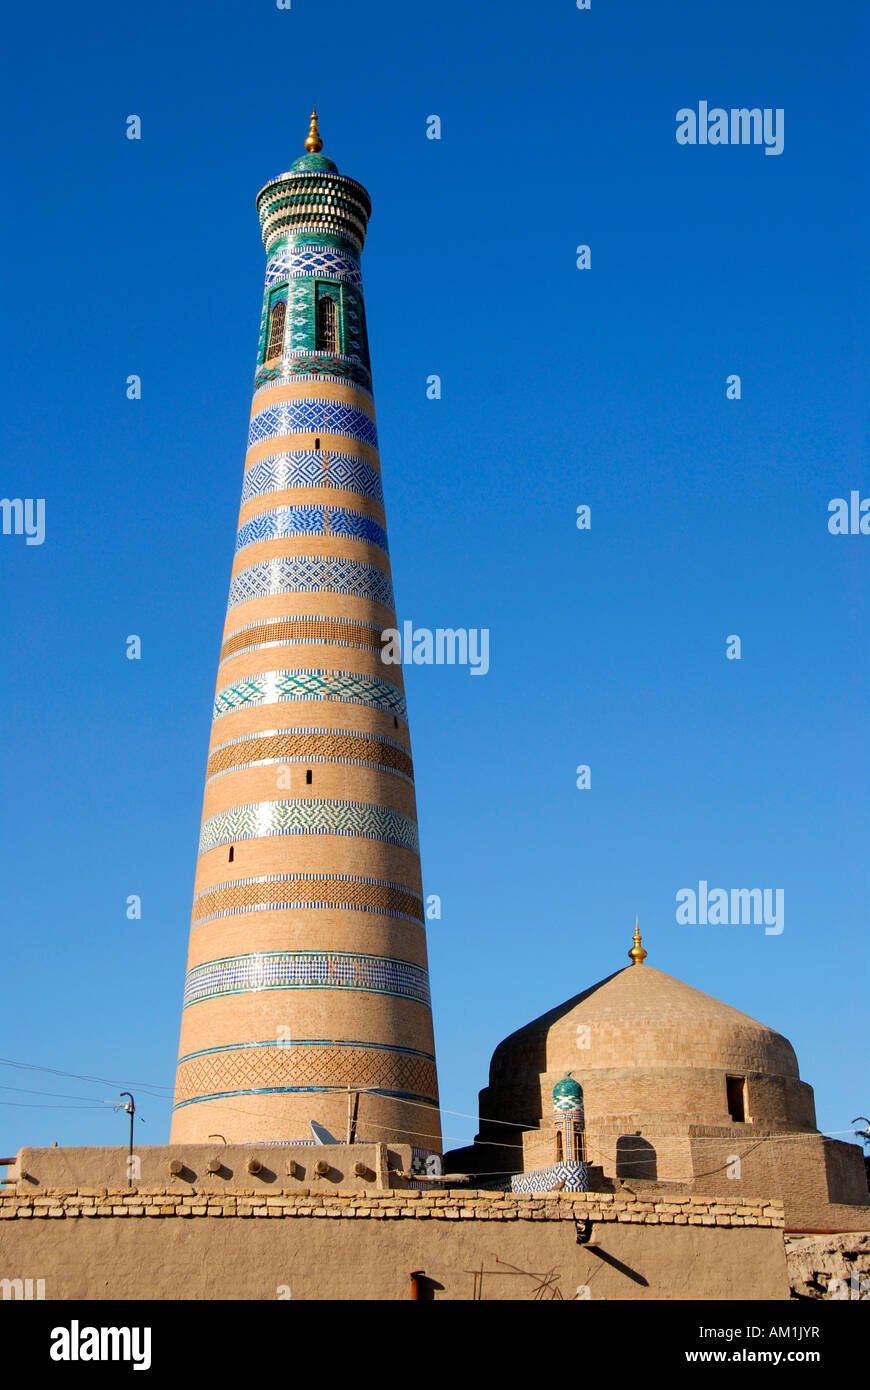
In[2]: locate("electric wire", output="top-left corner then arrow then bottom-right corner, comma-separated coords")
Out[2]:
0,1058 -> 864,1165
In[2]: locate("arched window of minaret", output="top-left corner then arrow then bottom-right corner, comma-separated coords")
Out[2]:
316,295 -> 338,352
555,1128 -> 563,1162
266,300 -> 286,360
228,846 -> 234,863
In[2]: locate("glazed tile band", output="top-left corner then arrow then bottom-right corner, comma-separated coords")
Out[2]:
248,399 -> 378,450
205,728 -> 414,783
234,504 -> 388,556
197,799 -> 420,856
220,615 -> 386,663
228,555 -> 394,611
265,245 -> 362,286
182,950 -> 431,1008
256,170 -> 372,253
240,451 -> 383,506
253,360 -> 373,396
191,872 -> 424,925
173,1040 -> 436,1109
212,669 -> 407,722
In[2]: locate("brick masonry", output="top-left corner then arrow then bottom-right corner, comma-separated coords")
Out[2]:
0,1186 -> 790,1300
0,1189 -> 786,1226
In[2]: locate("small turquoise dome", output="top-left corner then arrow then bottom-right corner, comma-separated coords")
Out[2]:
287,153 -> 338,174
553,1073 -> 583,1112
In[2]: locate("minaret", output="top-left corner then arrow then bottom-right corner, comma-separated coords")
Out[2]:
170,113 -> 441,1151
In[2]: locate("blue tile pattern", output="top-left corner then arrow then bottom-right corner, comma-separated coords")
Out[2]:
198,799 -> 419,856
240,451 -> 383,506
178,1038 -> 433,1060
265,245 -> 362,287
248,400 -> 378,451
227,556 -> 394,611
175,1086 -> 429,1109
212,669 -> 407,721
476,1163 -> 590,1194
510,1163 -> 589,1193
235,505 -> 388,555
183,950 -> 430,1008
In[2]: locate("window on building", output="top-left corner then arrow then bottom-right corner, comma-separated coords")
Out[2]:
266,300 -> 286,360
554,1129 -> 563,1162
316,295 -> 338,352
726,1076 -> 746,1123
228,845 -> 234,863
574,1122 -> 586,1165
616,1134 -> 657,1180
305,769 -> 312,785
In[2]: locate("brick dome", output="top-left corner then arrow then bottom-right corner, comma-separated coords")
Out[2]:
478,963 -> 816,1137
494,965 -> 799,1077
442,956 -> 870,1233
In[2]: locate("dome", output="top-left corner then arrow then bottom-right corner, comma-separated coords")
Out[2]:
286,152 -> 339,175
552,1073 -> 583,1112
493,965 -> 799,1080
478,961 -> 815,1137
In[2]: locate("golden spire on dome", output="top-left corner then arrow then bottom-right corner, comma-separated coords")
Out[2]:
628,917 -> 647,966
304,106 -> 323,154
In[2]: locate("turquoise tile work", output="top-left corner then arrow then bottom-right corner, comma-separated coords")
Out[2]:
212,668 -> 407,721
197,798 -> 420,856
182,950 -> 431,1008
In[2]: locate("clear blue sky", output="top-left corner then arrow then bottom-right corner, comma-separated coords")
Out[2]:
2,0 -> 867,1155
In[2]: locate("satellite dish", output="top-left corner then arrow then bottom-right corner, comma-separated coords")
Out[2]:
310,1121 -> 339,1145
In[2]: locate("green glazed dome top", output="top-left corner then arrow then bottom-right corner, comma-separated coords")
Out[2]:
553,1073 -> 583,1103
287,152 -> 339,175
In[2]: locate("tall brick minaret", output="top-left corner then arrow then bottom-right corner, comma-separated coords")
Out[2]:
170,112 -> 441,1151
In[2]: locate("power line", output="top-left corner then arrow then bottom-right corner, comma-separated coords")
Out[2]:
0,1055 -> 863,1152
0,1084 -> 122,1105
0,1057 -> 172,1097
0,1102 -> 109,1111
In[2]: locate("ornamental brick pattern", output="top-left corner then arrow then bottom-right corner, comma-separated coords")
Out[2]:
191,874 -> 424,925
220,617 -> 387,663
173,1042 -> 438,1107
170,135 -> 440,1148
205,730 -> 414,783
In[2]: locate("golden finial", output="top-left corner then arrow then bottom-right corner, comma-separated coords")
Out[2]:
628,917 -> 647,966
304,106 -> 323,154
